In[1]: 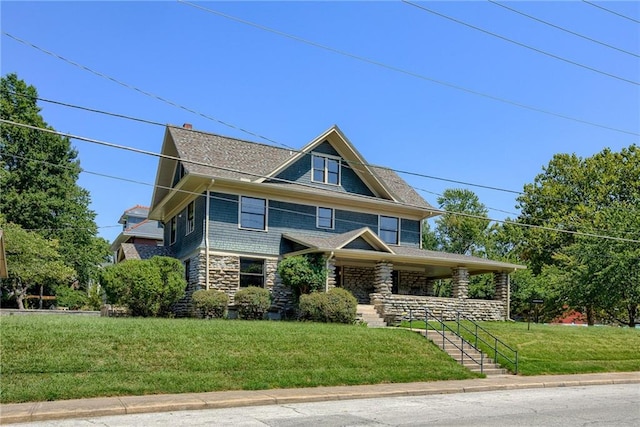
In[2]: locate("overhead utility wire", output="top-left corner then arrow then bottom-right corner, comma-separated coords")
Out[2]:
402,0 -> 639,86
1,32 -> 293,150
3,119 -> 638,244
172,2 -> 638,137
13,92 -> 637,210
582,0 -> 640,24
488,0 -> 640,58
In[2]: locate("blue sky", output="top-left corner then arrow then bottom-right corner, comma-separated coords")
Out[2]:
2,1 -> 638,244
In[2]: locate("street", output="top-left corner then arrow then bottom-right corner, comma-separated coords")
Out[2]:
7,383 -> 639,426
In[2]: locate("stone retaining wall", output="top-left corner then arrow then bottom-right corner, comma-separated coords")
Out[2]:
370,293 -> 507,324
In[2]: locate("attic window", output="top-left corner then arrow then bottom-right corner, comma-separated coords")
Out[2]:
312,154 -> 340,185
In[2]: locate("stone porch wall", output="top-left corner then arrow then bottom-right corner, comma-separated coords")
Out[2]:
370,293 -> 507,324
342,266 -> 375,304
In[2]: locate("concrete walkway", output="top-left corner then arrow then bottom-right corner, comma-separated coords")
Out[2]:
2,372 -> 638,424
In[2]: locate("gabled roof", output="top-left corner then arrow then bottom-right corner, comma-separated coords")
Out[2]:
283,227 -> 393,253
118,243 -> 172,262
281,228 -> 525,276
109,219 -> 164,252
150,125 -> 434,221
119,205 -> 150,224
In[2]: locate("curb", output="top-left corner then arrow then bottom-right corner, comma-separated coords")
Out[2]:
1,372 -> 639,424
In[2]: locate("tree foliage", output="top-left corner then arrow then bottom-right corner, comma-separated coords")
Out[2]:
0,222 -> 75,309
516,145 -> 640,325
100,256 -> 186,317
0,73 -> 109,287
277,254 -> 326,296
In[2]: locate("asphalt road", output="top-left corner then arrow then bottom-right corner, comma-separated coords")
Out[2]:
8,383 -> 639,427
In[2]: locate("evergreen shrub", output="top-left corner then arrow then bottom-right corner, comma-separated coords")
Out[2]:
192,289 -> 229,319
234,286 -> 271,320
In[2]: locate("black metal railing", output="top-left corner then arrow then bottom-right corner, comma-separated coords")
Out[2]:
453,311 -> 518,374
412,308 -> 485,374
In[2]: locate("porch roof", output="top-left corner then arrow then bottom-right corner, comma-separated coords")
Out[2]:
282,229 -> 525,277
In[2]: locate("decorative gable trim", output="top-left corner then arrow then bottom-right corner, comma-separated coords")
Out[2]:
257,125 -> 398,202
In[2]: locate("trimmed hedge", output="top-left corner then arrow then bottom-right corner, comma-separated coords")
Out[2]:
299,288 -> 357,324
235,286 -> 271,320
192,289 -> 229,319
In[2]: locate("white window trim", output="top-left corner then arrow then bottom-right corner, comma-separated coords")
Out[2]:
379,215 -> 400,245
169,217 -> 177,245
311,153 -> 341,186
238,196 -> 268,232
185,201 -> 195,235
316,207 -> 335,230
239,257 -> 266,288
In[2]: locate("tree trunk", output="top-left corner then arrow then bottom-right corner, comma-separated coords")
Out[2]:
586,305 -> 595,326
627,303 -> 638,328
39,284 -> 44,309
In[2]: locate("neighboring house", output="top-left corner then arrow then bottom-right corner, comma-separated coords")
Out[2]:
110,205 -> 166,263
0,229 -> 7,279
148,124 -> 524,321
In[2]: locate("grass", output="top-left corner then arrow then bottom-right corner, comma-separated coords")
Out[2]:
0,316 -> 477,403
401,320 -> 640,376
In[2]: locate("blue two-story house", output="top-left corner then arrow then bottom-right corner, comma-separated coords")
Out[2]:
148,124 -> 523,321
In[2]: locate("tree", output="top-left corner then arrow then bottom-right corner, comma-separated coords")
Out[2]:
432,189 -> 490,256
0,73 -> 108,286
277,254 -> 326,297
100,257 -> 186,317
1,222 -> 75,309
516,145 -> 640,325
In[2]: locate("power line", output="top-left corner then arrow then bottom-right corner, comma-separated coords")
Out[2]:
130,5 -> 638,137
2,119 -> 638,244
582,0 -> 640,24
402,0 -> 639,86
1,31 -> 294,150
488,0 -> 640,58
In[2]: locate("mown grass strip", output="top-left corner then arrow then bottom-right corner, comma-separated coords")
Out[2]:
401,320 -> 640,375
0,316 -> 476,403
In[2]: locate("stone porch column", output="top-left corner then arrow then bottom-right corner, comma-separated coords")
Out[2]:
451,267 -> 469,299
494,271 -> 510,319
426,279 -> 436,296
374,261 -> 393,295
326,256 -> 336,291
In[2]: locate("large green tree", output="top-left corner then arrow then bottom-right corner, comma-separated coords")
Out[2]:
516,145 -> 640,325
0,73 -> 109,286
1,221 -> 75,309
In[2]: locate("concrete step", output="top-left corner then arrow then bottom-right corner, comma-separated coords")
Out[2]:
356,304 -> 387,328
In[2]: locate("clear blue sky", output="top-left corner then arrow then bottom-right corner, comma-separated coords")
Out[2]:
2,1 -> 638,244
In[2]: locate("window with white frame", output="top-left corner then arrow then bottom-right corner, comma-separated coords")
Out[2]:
186,201 -> 195,234
379,215 -> 399,245
240,196 -> 267,230
169,217 -> 177,245
312,154 -> 340,185
317,207 -> 334,229
239,258 -> 265,287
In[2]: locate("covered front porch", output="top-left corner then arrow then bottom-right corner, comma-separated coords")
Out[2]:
283,228 -> 524,323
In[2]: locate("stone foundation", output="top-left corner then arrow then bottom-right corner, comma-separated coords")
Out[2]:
370,293 -> 508,324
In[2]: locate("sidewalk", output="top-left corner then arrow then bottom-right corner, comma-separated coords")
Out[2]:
2,372 -> 638,424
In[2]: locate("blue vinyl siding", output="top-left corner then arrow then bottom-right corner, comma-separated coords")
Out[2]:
207,191 -> 416,256
271,142 -> 375,197
163,194 -> 205,259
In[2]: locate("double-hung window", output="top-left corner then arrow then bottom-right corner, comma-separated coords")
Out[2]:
312,154 -> 340,185
186,201 -> 195,234
379,216 -> 399,245
239,258 -> 265,287
317,207 -> 334,229
240,196 -> 267,230
169,217 -> 177,245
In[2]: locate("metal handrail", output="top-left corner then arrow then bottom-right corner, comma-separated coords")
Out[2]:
421,308 -> 484,374
454,311 -> 519,374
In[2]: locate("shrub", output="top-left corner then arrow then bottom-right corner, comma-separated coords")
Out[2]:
277,255 -> 326,297
234,286 -> 271,320
299,288 -> 357,324
192,289 -> 229,319
99,256 -> 186,317
54,285 -> 88,310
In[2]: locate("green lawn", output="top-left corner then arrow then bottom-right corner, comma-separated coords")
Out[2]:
401,320 -> 640,376
0,316 -> 476,403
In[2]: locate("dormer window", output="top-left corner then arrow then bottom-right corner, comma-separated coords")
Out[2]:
312,154 -> 340,185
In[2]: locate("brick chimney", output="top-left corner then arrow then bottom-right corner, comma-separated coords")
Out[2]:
183,123 -> 192,130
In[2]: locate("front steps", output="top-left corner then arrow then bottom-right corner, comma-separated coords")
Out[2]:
421,329 -> 507,376
356,304 -> 387,328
